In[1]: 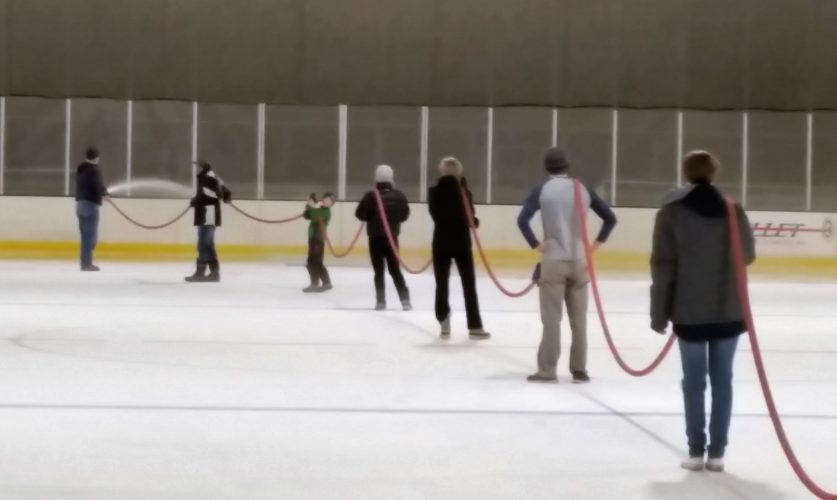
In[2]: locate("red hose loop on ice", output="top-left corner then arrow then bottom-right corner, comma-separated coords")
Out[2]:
573,179 -> 677,377
727,197 -> 837,500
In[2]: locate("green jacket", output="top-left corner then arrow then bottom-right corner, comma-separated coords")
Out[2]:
304,205 -> 331,239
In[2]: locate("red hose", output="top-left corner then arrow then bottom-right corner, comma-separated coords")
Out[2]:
323,221 -> 366,259
372,190 -> 433,274
229,202 -> 305,224
726,197 -> 837,499
458,186 -> 537,298
107,200 -> 191,230
573,179 -> 677,376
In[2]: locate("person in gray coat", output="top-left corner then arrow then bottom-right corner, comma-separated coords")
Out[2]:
650,150 -> 756,473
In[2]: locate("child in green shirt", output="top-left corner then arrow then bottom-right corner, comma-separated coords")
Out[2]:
303,192 -> 335,293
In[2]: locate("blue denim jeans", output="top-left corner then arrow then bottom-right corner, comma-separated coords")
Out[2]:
76,201 -> 100,267
197,225 -> 217,262
678,335 -> 740,458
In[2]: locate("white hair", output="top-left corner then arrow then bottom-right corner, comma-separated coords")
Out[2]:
439,157 -> 463,177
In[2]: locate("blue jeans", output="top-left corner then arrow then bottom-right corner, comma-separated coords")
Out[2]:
197,226 -> 217,262
76,201 -> 100,267
679,335 -> 740,458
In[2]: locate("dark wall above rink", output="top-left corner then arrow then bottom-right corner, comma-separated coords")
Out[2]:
0,0 -> 834,110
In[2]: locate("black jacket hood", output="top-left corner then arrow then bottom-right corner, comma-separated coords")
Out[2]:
663,182 -> 727,218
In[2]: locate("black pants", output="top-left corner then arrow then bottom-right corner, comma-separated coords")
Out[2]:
433,246 -> 483,329
369,236 -> 409,303
307,236 -> 330,286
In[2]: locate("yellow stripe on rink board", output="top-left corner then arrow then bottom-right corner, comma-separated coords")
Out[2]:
0,241 -> 835,277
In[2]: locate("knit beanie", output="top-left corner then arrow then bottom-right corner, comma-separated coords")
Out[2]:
375,164 -> 395,184
544,147 -> 570,174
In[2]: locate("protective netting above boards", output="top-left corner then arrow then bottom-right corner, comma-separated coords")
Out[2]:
0,0 -> 836,110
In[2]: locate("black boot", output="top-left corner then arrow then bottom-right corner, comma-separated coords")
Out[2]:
319,268 -> 333,292
206,259 -> 221,282
375,288 -> 386,311
303,265 -> 321,293
399,287 -> 412,311
185,260 -> 208,282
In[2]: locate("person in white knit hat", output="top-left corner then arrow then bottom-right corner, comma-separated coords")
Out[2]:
355,165 -> 412,310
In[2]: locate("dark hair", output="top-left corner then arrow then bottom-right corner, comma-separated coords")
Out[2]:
85,147 -> 99,161
322,192 -> 335,200
682,150 -> 719,184
544,147 -> 570,175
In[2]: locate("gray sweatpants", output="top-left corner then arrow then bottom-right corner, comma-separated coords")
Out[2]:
537,259 -> 590,377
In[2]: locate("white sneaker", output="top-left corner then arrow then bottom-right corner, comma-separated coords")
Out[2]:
680,456 -> 705,472
440,316 -> 451,339
706,458 -> 725,473
468,328 -> 491,340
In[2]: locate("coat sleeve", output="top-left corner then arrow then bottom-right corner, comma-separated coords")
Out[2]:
588,187 -> 617,243
355,192 -> 373,221
428,188 -> 438,222
465,188 -> 479,228
398,191 -> 410,222
735,204 -> 756,266
95,166 -> 109,196
517,185 -> 541,249
650,208 -> 677,331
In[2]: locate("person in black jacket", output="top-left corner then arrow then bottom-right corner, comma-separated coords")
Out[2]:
356,165 -> 412,311
428,157 -> 490,340
75,147 -> 109,271
185,161 -> 231,283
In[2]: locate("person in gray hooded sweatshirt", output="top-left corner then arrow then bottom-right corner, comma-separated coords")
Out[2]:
518,147 -> 617,384
650,151 -> 755,473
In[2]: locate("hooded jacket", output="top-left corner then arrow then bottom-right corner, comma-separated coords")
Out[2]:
75,161 -> 108,205
356,183 -> 411,238
428,176 -> 477,252
650,183 -> 756,340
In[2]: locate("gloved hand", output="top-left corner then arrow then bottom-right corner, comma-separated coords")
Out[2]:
189,197 -> 196,207
221,186 -> 232,204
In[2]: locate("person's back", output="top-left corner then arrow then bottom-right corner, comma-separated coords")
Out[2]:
537,176 -> 590,262
429,175 -> 473,251
357,182 -> 410,238
652,184 -> 755,329
76,158 -> 107,205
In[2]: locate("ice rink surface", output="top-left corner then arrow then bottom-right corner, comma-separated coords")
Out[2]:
1,260 -> 835,500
